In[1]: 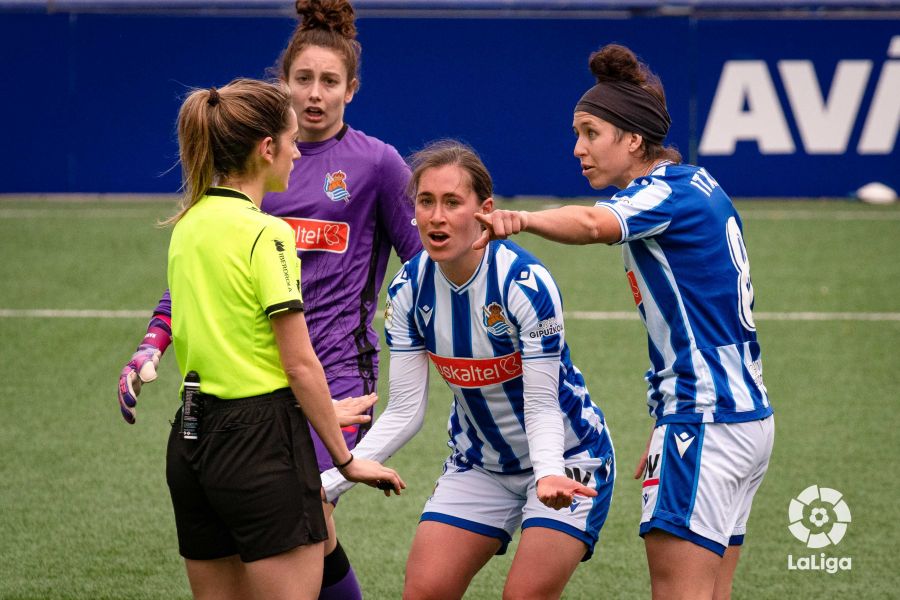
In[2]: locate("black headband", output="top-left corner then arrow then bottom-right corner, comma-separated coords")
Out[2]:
574,80 -> 671,145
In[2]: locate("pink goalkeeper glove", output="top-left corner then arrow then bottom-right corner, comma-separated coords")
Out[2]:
118,315 -> 171,424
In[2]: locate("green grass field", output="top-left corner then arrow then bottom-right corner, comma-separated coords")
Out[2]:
1,197 -> 898,599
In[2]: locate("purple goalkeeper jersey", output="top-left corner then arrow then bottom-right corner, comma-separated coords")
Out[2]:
156,125 -> 422,380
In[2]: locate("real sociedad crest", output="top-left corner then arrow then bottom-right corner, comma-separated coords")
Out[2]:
482,302 -> 511,337
384,299 -> 394,329
323,170 -> 350,203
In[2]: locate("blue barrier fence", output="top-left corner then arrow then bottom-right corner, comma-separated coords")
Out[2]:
1,3 -> 897,197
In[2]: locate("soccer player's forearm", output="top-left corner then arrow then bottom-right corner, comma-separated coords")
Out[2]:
528,205 -> 621,245
285,361 -> 352,464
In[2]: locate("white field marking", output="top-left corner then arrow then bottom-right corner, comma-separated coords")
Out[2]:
566,311 -> 900,322
0,309 -> 148,318
739,210 -> 900,221
0,208 -> 166,219
6,309 -> 897,321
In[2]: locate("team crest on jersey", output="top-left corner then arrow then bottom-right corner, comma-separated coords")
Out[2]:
323,170 -> 350,203
384,299 -> 394,329
482,302 -> 511,337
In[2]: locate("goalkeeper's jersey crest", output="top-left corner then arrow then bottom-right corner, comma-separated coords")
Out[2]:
386,240 -> 606,474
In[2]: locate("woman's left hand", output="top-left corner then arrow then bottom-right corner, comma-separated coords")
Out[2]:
536,475 -> 598,511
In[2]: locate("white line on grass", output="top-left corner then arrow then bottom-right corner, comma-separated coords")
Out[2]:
739,210 -> 900,221
0,209 -> 166,219
2,309 -> 898,321
0,309 -> 148,318
1,204 -> 899,221
568,311 -> 900,321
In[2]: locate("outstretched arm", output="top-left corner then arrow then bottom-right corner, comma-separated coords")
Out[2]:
272,311 -> 405,495
473,204 -> 622,249
320,350 -> 429,502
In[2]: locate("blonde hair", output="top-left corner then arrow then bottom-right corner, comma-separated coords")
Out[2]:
166,78 -> 292,224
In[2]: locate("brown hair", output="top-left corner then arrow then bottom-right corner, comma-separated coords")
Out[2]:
407,140 -> 493,204
279,0 -> 361,86
166,78 -> 292,224
588,44 -> 681,164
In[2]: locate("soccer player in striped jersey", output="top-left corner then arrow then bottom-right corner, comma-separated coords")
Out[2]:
116,2 -> 420,598
475,44 -> 774,600
320,140 -> 615,599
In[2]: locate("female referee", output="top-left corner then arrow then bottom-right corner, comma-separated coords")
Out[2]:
164,78 -> 403,600
320,140 -> 616,600
474,44 -> 775,600
118,2 -> 421,597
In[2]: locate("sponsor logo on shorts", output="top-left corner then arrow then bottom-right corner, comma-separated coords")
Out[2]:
674,431 -> 695,458
428,351 -> 522,388
787,485 -> 852,573
641,453 -> 661,506
564,466 -> 592,486
282,217 -> 349,254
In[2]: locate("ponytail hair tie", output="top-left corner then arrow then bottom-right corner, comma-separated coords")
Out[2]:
207,87 -> 220,106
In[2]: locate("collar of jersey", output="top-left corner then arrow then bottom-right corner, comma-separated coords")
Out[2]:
626,159 -> 674,189
437,244 -> 490,294
296,124 -> 349,156
206,186 -> 253,203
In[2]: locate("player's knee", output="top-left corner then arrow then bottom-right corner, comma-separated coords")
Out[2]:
403,577 -> 461,600
502,579 -> 564,600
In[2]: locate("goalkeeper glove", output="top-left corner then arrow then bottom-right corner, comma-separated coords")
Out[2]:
118,315 -> 171,424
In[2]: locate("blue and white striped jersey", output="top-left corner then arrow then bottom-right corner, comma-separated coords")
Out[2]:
599,162 -> 772,425
385,240 -> 606,474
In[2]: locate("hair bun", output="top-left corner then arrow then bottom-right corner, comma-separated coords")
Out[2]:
588,44 -> 644,85
295,0 -> 357,39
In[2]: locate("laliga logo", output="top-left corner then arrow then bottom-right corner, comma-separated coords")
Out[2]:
787,485 -> 852,574
788,485 -> 851,548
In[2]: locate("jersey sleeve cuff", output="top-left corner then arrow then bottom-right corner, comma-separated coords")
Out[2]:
596,202 -> 628,244
533,465 -> 566,480
265,300 -> 304,318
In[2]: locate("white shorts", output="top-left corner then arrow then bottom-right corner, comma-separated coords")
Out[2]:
639,416 -> 774,556
420,440 -> 615,561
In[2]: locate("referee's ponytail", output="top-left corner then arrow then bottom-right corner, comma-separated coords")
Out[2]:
165,78 -> 292,225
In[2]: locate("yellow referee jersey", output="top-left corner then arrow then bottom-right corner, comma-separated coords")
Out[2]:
167,187 -> 303,398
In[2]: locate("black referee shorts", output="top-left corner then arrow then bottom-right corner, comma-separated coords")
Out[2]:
165,390 -> 327,562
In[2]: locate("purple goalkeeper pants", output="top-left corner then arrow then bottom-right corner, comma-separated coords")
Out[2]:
310,375 -> 377,474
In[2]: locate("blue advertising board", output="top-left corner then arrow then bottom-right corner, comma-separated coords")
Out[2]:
695,20 -> 899,197
0,7 -> 896,197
